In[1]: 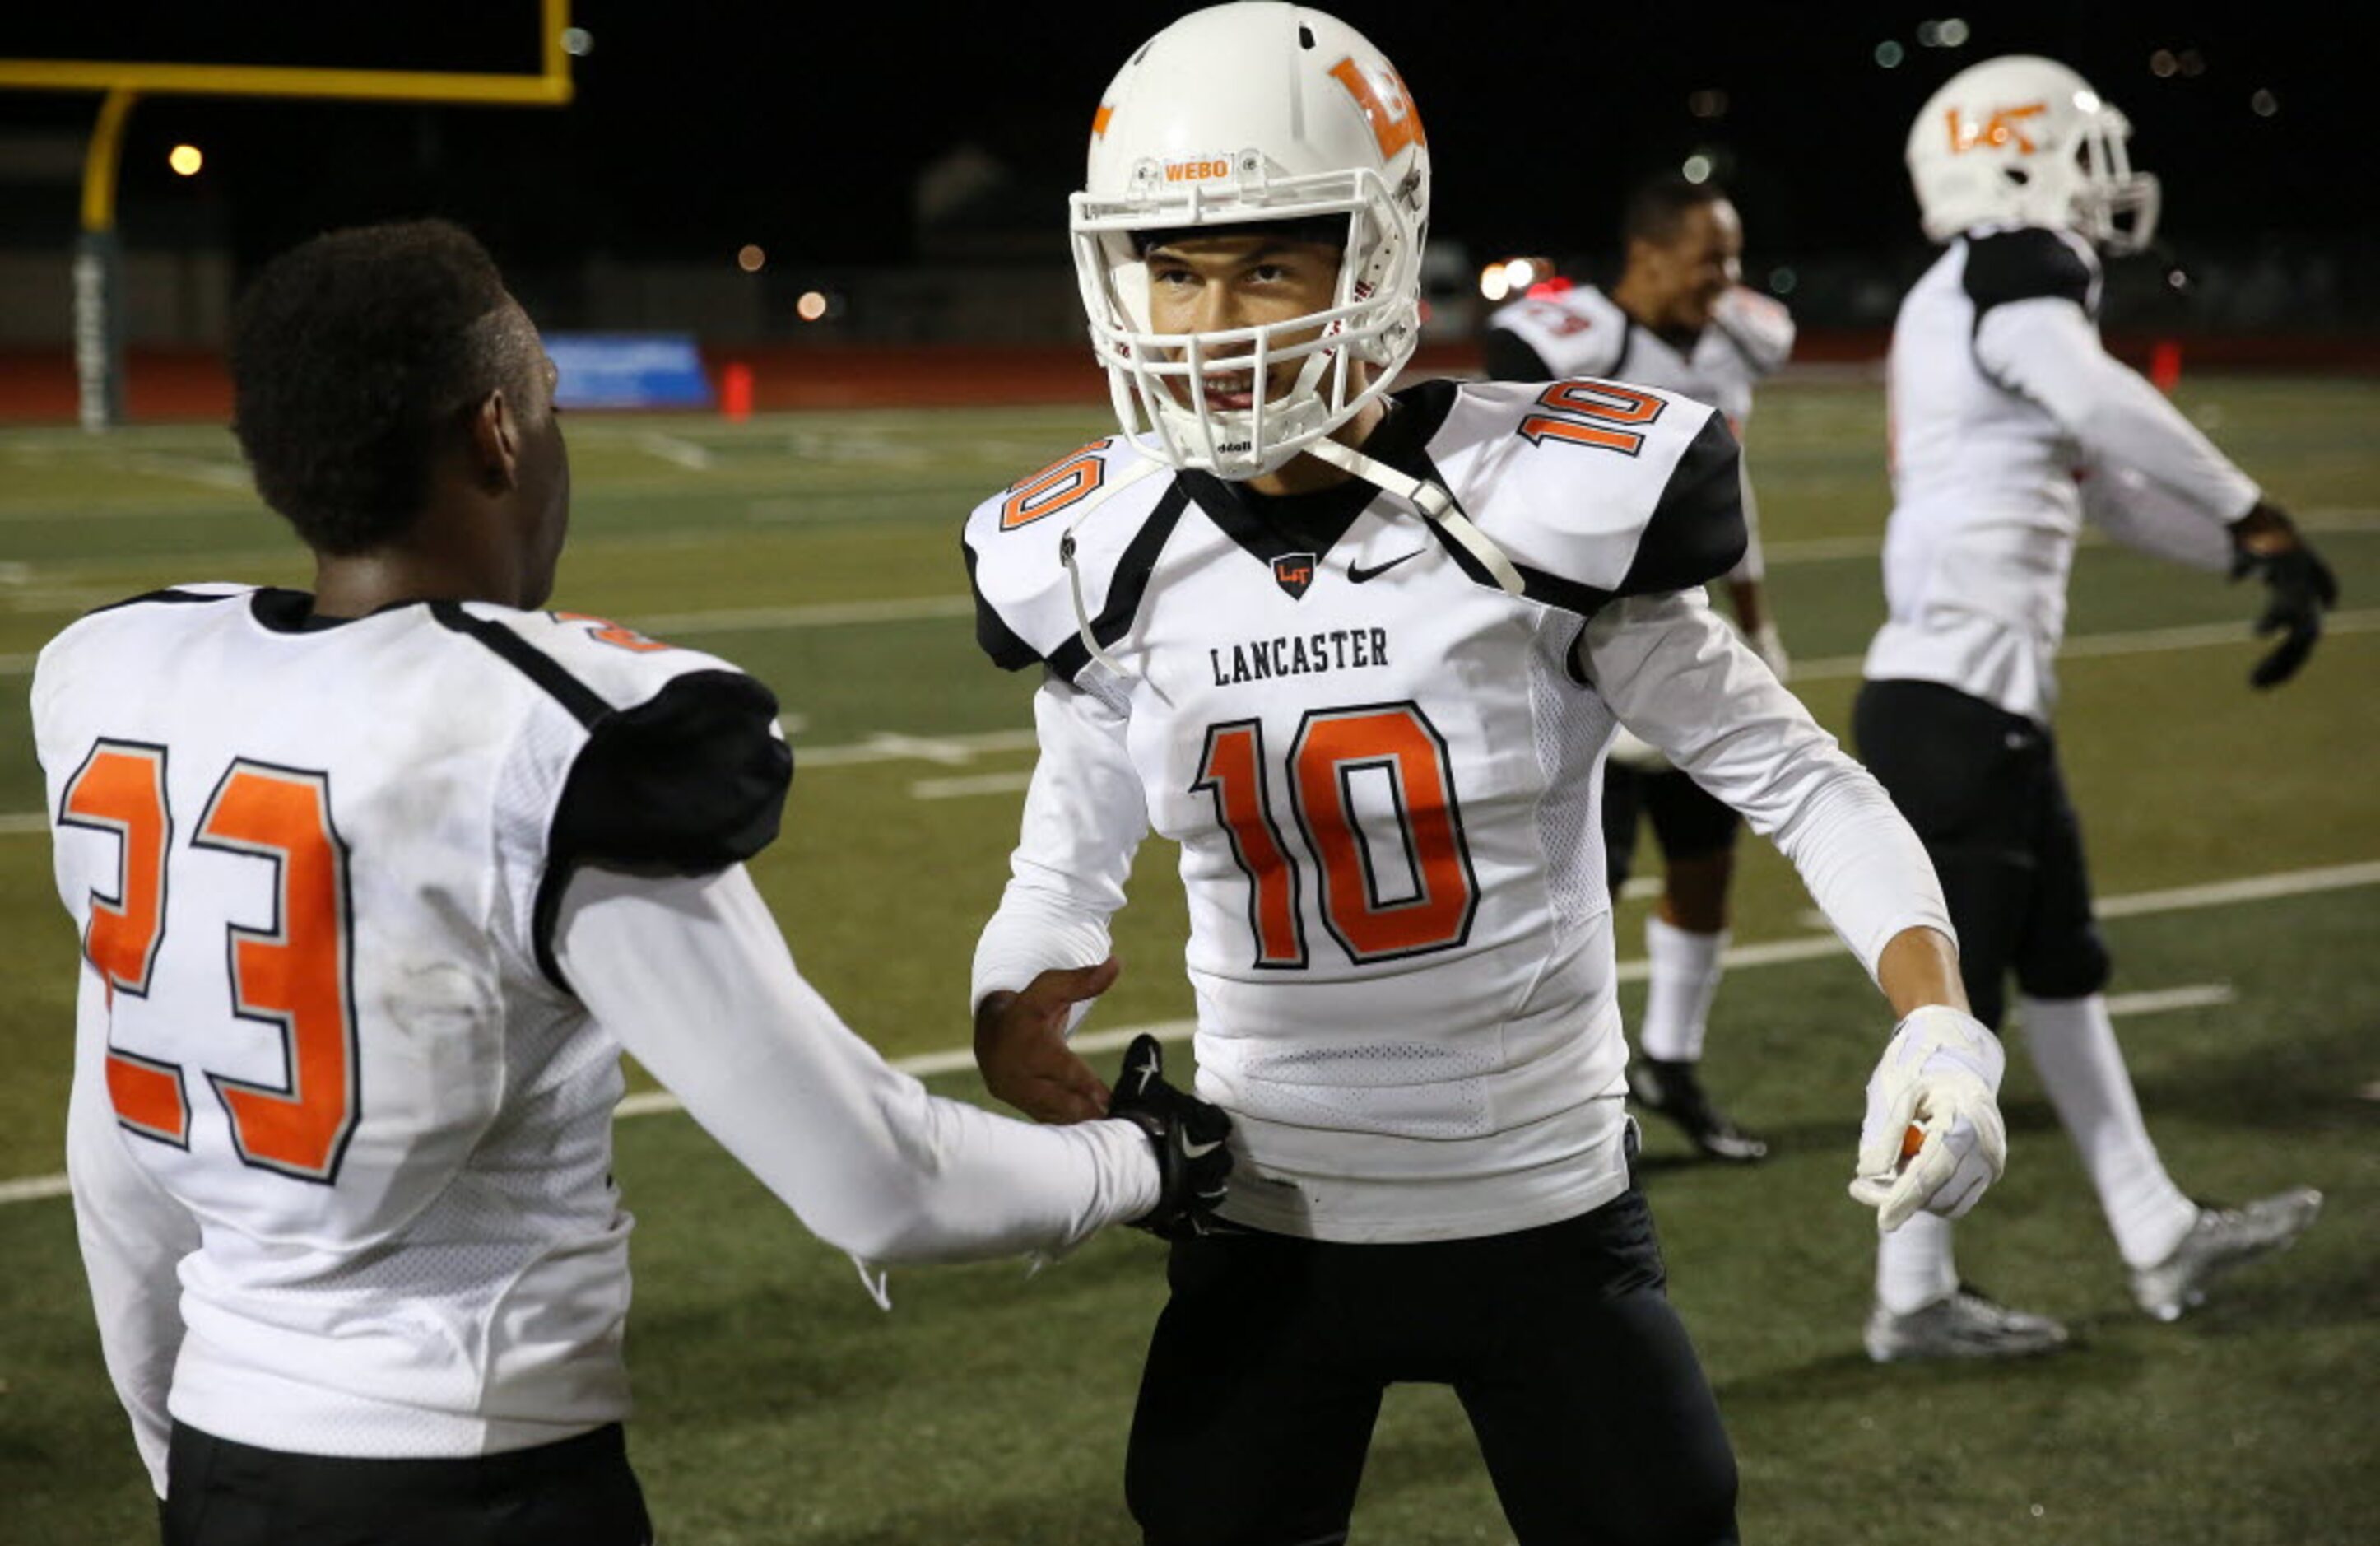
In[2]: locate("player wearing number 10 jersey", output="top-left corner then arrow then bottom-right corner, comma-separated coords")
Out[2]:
963,7 -> 2006,1543
34,220 -> 1224,1546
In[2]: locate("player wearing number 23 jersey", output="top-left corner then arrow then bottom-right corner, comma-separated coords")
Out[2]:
960,16 -> 1999,1544
35,220 -> 1223,1545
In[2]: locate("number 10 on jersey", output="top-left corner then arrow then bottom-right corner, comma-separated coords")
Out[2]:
1193,703 -> 1479,968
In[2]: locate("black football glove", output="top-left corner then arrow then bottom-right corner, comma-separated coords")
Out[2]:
1109,1034 -> 1233,1240
2230,536 -> 2340,689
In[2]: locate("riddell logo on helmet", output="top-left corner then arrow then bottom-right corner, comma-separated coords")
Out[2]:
1164,158 -> 1232,183
1945,103 -> 2047,155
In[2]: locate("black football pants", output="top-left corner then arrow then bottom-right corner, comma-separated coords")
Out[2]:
1852,678 -> 2112,1029
160,1421 -> 652,1546
1126,1179 -> 1739,1546
1601,763 -> 1742,892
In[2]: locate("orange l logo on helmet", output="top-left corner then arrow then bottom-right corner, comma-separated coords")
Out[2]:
1946,102 -> 2048,155
1328,57 -> 1425,159
1093,104 -> 1114,140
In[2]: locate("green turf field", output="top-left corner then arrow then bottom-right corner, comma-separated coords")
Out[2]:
2,376 -> 2375,1543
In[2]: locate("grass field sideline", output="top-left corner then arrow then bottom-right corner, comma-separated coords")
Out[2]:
1,376 -> 2373,1542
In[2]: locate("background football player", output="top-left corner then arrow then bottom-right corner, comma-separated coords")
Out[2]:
1856,54 -> 2332,1362
1483,174 -> 1797,1163
35,219 -> 1228,1545
963,7 -> 2008,1541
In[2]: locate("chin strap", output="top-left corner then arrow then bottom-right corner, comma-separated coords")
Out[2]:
1299,437 -> 1527,595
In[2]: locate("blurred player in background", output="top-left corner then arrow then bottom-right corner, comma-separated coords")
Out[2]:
965,7 -> 2010,1540
1858,55 -> 2333,1361
1484,175 -> 1796,1162
35,219 -> 1227,1545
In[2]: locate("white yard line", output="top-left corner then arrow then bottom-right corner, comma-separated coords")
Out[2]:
631,432 -> 717,472
3,855 -> 2369,1207
1788,608 -> 2380,683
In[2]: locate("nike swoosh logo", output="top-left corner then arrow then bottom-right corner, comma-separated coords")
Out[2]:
1347,550 -> 1425,584
1180,1137 -> 1225,1159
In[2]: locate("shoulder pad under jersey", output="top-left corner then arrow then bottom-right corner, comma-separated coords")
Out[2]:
961,434 -> 1188,681
1481,285 -> 1628,382
433,603 -> 792,879
1962,226 -> 2099,321
1708,286 -> 1797,376
1422,380 -> 1746,616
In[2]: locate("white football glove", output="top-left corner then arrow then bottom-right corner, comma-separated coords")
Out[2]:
1849,1004 -> 2008,1233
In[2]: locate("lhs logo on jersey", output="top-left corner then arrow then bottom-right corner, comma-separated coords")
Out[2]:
1273,552 -> 1317,599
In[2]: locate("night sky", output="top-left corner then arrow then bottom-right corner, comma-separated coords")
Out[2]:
0,2 -> 2357,273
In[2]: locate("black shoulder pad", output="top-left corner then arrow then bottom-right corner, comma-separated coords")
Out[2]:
535,670 -> 793,989
1617,414 -> 1747,596
1963,228 -> 2093,319
1480,327 -> 1555,384
553,670 -> 792,873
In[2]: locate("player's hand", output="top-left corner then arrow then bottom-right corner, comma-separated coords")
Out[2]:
973,960 -> 1119,1124
1108,1035 -> 1234,1239
2229,504 -> 2339,688
1849,1005 -> 2008,1233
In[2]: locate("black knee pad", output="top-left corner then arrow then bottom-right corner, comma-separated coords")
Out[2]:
2017,924 -> 2112,1002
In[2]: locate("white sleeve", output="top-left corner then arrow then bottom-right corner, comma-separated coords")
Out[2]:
2076,455 -> 2237,572
555,864 -> 1159,1264
67,965 -> 199,1498
969,673 -> 1149,1017
1581,591 -> 1953,976
1974,299 -> 2261,530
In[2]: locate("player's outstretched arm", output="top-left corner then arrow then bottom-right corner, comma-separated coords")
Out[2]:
972,674 -> 1150,1122
556,864 -> 1228,1264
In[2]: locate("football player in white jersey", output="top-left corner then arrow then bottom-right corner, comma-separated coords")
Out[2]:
1484,175 -> 1797,1163
35,220 -> 1230,1545
962,7 -> 2009,1541
1857,56 -> 2333,1362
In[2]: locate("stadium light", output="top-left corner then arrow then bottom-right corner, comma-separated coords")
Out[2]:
1875,40 -> 1905,69
1681,153 -> 1713,184
2150,49 -> 2178,78
1504,258 -> 1536,290
1939,18 -> 1970,47
737,244 -> 765,273
797,291 -> 828,322
1769,266 -> 1797,296
1479,264 -> 1511,302
2251,89 -> 2278,117
167,142 -> 202,175
560,27 -> 593,56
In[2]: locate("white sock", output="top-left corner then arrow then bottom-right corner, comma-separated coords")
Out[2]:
1876,1213 -> 1959,1314
2020,992 -> 2199,1269
1639,915 -> 1727,1063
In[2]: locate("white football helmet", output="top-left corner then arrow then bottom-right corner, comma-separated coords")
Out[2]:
1071,2 -> 1430,480
1906,54 -> 2159,254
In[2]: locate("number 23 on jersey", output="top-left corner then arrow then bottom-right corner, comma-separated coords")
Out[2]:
59,739 -> 360,1184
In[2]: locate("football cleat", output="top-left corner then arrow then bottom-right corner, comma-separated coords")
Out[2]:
1864,1285 -> 2071,1363
2128,1188 -> 2322,1323
1627,1058 -> 1768,1162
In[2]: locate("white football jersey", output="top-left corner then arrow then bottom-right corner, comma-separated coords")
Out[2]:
1865,226 -> 2259,722
965,381 -> 1949,1242
35,587 -> 788,1461
1484,283 -> 1794,430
